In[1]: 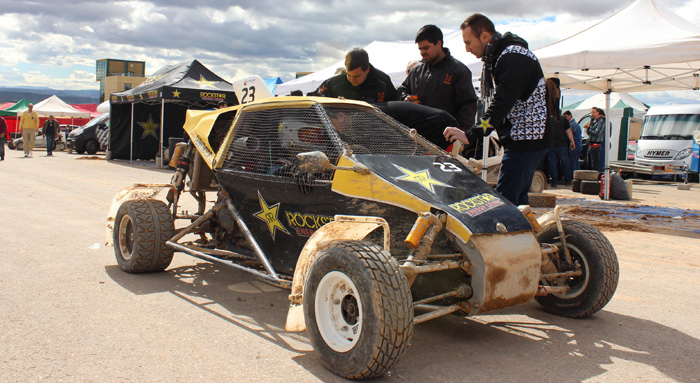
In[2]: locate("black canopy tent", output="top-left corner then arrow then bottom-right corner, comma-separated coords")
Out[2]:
109,59 -> 238,162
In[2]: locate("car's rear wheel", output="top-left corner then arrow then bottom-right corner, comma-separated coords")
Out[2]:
16,141 -> 23,151
113,199 -> 175,273
536,220 -> 619,318
304,241 -> 413,379
85,140 -> 99,155
56,141 -> 66,151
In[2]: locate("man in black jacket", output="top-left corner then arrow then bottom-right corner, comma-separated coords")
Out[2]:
443,14 -> 549,206
315,48 -> 397,103
397,25 -> 478,132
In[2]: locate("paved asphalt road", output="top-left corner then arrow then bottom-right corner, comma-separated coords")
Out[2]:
1,149 -> 699,382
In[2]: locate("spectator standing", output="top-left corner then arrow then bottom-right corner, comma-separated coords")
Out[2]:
41,114 -> 60,156
444,14 -> 549,205
19,103 -> 40,157
547,113 -> 574,187
564,110 -> 583,176
584,107 -> 607,173
0,115 -> 7,161
397,25 -> 478,131
315,48 -> 397,103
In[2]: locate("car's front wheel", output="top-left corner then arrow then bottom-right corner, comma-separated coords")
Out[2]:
113,199 -> 175,273
304,241 -> 413,379
16,141 -> 23,151
536,220 -> 619,318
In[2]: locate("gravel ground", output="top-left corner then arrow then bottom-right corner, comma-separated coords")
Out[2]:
1,149 -> 698,382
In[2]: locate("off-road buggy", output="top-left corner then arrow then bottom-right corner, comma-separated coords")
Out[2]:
107,96 -> 619,379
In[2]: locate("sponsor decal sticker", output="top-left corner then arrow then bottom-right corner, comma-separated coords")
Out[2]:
285,212 -> 334,237
254,191 -> 290,240
394,165 -> 452,193
449,193 -> 504,217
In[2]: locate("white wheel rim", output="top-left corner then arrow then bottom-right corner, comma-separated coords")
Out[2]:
554,244 -> 590,299
315,271 -> 363,353
117,215 -> 134,261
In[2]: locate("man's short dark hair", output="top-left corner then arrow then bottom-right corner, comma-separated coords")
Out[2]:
563,110 -> 572,117
460,13 -> 496,37
415,24 -> 443,45
345,48 -> 369,71
593,107 -> 605,116
217,101 -> 227,108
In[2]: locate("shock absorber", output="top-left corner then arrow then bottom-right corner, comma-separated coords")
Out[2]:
402,212 -> 446,286
167,142 -> 195,205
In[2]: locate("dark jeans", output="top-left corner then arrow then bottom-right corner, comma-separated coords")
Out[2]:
496,148 -> 549,206
568,147 -> 581,177
588,145 -> 604,173
547,146 -> 571,184
46,134 -> 55,155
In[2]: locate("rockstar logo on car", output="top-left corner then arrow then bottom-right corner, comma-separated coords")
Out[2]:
254,191 -> 290,240
394,165 -> 452,194
137,114 -> 160,139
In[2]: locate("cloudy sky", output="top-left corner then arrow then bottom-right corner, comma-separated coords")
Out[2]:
1,0 -> 699,104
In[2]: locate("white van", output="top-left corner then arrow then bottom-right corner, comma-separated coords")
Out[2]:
630,104 -> 700,179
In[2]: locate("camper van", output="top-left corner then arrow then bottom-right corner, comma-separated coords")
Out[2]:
610,104 -> 699,180
629,104 -> 700,180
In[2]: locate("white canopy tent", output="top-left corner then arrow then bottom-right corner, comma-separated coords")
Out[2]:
32,95 -> 91,119
535,0 -> 700,198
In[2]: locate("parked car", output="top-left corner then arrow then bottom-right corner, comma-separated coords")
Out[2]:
67,113 -> 109,154
107,97 -> 619,379
11,130 -> 67,152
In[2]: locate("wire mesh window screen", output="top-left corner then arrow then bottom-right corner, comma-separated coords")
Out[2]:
321,105 -> 443,156
221,103 -> 341,184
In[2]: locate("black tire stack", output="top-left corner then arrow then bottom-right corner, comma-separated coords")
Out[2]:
573,170 -> 600,195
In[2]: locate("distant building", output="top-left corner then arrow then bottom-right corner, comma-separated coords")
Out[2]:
96,59 -> 147,102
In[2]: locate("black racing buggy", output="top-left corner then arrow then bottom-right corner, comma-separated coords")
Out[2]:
107,96 -> 619,379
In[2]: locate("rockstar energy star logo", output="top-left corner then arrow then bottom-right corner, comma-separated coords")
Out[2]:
254,192 -> 290,240
285,212 -> 334,237
449,193 -> 504,217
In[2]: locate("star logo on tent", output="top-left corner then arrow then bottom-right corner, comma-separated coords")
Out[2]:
254,191 -> 290,240
138,114 -> 160,139
198,75 -> 215,88
172,89 -> 181,98
394,165 -> 451,193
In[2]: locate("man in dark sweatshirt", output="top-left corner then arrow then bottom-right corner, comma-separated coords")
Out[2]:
315,48 -> 397,103
398,24 -> 478,132
444,14 -> 550,206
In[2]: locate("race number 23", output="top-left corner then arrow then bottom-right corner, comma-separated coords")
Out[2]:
434,161 -> 462,172
241,86 -> 256,104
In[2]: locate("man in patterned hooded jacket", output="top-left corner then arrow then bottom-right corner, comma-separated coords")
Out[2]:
444,13 -> 550,206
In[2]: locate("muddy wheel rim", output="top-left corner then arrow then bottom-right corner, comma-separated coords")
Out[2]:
315,271 -> 363,353
117,215 -> 135,261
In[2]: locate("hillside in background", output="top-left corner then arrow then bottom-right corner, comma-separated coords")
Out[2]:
0,86 -> 99,105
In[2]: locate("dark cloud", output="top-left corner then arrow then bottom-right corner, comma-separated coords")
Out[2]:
0,0 -> 697,88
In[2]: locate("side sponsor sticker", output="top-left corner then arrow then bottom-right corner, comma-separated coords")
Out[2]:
448,193 -> 504,217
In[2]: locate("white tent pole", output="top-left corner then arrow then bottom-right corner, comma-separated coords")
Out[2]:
604,82 -> 611,200
160,99 -> 165,168
130,103 -> 134,163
